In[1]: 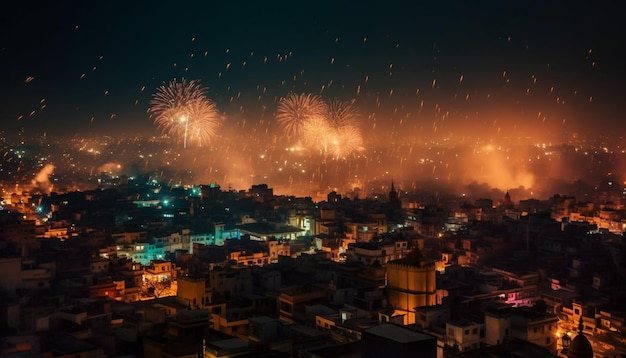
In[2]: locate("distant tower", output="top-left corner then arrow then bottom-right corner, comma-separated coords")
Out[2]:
567,316 -> 594,358
327,191 -> 341,203
502,191 -> 513,209
389,180 -> 401,210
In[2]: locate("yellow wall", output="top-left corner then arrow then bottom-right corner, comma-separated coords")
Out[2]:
386,260 -> 436,324
176,276 -> 207,308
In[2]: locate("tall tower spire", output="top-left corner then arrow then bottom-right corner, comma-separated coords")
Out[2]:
567,315 -> 593,358
388,179 -> 400,210
578,315 -> 584,334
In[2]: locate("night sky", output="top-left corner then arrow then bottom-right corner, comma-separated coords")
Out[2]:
1,1 -> 623,142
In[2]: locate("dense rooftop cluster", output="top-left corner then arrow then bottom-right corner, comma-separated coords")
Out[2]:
1,168 -> 625,357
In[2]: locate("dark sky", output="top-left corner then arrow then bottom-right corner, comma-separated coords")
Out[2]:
1,0 -> 624,141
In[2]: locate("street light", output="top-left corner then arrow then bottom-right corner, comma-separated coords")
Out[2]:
561,333 -> 571,355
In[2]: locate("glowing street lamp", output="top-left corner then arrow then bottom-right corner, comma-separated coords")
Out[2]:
561,333 -> 571,354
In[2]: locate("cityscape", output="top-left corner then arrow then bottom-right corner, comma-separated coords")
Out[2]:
1,1 -> 625,357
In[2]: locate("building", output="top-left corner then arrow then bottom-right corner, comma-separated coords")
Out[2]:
143,309 -> 212,358
361,323 -> 437,358
345,239 -> 408,266
177,274 -> 211,309
237,222 -> 304,241
278,284 -> 327,324
386,253 -> 437,324
0,257 -> 53,294
208,266 -> 253,301
446,318 -> 484,352
248,316 -> 291,344
484,303 -> 559,352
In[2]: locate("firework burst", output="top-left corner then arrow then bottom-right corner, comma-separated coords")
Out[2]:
330,123 -> 364,159
302,115 -> 332,153
326,99 -> 364,158
275,93 -> 364,158
327,98 -> 359,127
276,93 -> 327,136
148,78 -> 220,148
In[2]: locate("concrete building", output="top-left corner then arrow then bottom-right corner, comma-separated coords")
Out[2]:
485,303 -> 559,352
446,319 -> 484,352
237,222 -> 304,241
278,284 -> 327,324
0,257 -> 53,294
386,254 -> 437,324
177,274 -> 211,309
345,239 -> 409,266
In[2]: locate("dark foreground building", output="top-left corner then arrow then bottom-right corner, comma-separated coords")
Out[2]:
361,323 -> 437,358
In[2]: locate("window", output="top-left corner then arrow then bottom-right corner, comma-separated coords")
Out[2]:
465,329 -> 470,335
280,301 -> 293,313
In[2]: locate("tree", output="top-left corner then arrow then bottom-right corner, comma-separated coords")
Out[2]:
143,276 -> 172,298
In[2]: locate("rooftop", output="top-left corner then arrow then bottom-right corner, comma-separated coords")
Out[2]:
237,222 -> 304,235
364,323 -> 435,343
447,319 -> 478,328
